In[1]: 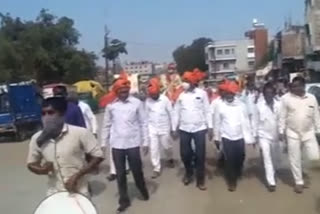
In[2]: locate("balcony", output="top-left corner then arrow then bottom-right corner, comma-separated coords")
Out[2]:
214,55 -> 236,61
209,69 -> 236,74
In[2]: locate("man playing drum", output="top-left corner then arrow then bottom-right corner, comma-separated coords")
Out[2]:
27,97 -> 104,197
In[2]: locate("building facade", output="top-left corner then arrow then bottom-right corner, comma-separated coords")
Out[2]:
245,21 -> 269,67
123,61 -> 155,75
205,39 -> 255,82
305,0 -> 320,77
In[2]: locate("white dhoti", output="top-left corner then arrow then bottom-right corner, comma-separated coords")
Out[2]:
149,133 -> 173,172
287,135 -> 320,185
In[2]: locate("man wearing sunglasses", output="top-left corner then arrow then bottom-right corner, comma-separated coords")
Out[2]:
27,97 -> 104,197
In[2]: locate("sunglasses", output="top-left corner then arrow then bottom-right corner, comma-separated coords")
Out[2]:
42,110 -> 57,116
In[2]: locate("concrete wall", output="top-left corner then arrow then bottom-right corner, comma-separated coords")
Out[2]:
235,40 -> 255,71
306,0 -> 320,51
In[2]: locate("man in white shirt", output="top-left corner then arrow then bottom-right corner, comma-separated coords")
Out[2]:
210,83 -> 227,168
173,69 -> 213,191
79,101 -> 97,134
279,76 -> 320,194
241,79 -> 259,122
146,77 -> 175,179
68,91 -> 98,135
214,81 -> 253,192
252,82 -> 281,192
101,77 -> 149,213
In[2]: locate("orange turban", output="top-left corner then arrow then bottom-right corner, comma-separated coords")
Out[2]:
148,77 -> 161,96
219,80 -> 239,94
99,72 -> 131,107
182,68 -> 206,84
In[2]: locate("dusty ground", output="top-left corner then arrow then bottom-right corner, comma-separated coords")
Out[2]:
1,114 -> 320,214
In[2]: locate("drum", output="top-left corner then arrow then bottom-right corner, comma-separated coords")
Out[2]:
34,192 -> 97,214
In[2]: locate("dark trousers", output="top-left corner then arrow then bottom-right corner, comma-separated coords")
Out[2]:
222,138 -> 245,186
179,130 -> 206,185
112,147 -> 149,206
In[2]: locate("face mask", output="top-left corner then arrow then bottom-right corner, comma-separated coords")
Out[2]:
37,115 -> 65,147
182,82 -> 191,91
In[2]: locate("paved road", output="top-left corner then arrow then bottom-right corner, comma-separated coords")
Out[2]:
1,114 -> 320,214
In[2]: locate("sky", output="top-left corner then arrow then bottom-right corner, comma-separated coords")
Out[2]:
2,0 -> 304,65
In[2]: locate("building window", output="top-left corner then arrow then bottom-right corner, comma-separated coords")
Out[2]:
225,49 -> 230,55
223,62 -> 230,69
248,47 -> 254,53
231,49 -> 235,54
217,49 -> 223,55
248,61 -> 255,68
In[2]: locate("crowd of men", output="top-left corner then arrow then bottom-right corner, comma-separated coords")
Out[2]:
26,70 -> 320,213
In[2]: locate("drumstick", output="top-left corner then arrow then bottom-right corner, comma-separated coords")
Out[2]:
54,143 -> 88,214
72,195 -> 87,214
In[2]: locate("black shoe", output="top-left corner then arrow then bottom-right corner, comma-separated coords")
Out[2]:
117,203 -> 131,213
167,159 -> 175,168
268,185 -> 276,192
197,184 -> 207,191
183,175 -> 193,186
228,183 -> 237,192
151,171 -> 161,179
141,191 -> 150,201
294,185 -> 304,194
107,174 -> 116,181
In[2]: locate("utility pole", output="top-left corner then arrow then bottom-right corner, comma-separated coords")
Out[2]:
104,25 -> 110,91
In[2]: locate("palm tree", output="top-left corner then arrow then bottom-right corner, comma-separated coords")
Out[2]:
103,39 -> 128,74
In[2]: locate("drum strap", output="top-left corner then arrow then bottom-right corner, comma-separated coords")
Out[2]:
54,142 -> 87,214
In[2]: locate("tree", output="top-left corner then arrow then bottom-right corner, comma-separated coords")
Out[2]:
173,37 -> 212,74
102,39 -> 127,74
0,9 -> 97,85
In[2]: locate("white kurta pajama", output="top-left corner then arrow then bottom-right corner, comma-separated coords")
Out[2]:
253,98 -> 281,186
78,101 -> 98,135
279,92 -> 320,185
146,95 -> 174,172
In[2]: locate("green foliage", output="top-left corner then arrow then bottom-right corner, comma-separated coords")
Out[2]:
0,9 -> 97,84
103,39 -> 127,61
173,37 -> 212,74
102,38 -> 127,73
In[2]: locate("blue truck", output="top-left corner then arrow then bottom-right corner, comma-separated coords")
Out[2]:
0,82 -> 42,141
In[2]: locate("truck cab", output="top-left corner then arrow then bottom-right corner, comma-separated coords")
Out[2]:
0,83 -> 42,141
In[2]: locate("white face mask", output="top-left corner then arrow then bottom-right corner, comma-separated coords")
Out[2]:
182,82 -> 191,91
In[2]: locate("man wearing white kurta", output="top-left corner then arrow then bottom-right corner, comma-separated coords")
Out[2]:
279,76 -> 320,194
78,101 -> 98,135
253,82 -> 280,192
146,77 -> 175,178
68,92 -> 98,135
